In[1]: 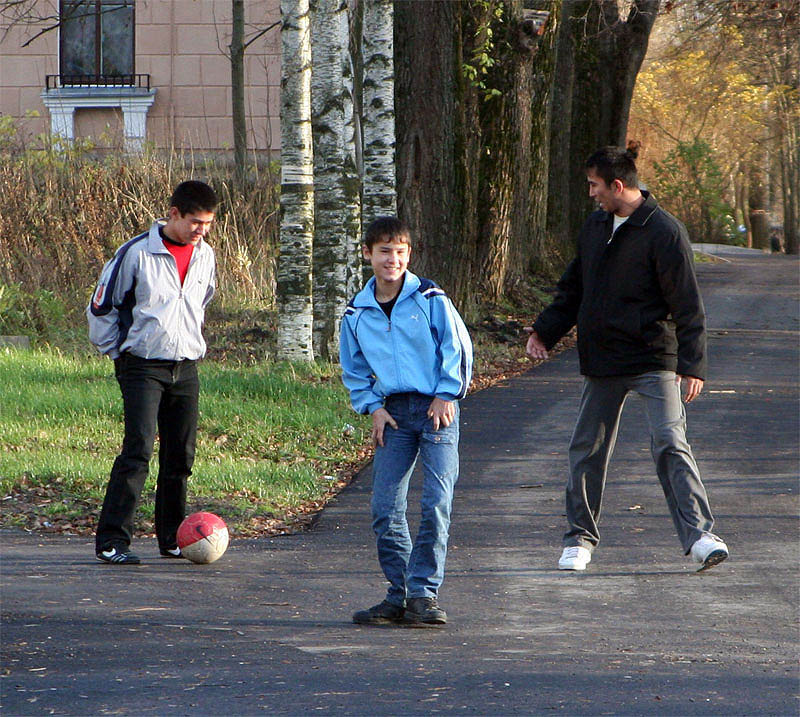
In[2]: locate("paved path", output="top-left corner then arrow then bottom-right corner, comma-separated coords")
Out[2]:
2,253 -> 798,716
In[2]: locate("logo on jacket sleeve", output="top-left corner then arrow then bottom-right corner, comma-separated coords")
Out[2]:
92,283 -> 106,309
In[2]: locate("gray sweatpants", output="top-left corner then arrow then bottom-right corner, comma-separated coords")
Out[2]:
565,371 -> 714,554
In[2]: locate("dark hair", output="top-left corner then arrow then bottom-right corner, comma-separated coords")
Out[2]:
585,144 -> 639,188
364,216 -> 411,249
170,180 -> 219,216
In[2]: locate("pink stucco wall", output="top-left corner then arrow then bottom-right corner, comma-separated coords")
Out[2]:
0,0 -> 280,153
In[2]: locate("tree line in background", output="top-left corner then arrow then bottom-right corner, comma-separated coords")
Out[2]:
0,1 -> 796,361
275,0 -> 797,361
629,0 -> 799,254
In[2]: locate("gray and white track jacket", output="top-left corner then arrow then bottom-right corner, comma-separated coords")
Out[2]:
86,221 -> 216,360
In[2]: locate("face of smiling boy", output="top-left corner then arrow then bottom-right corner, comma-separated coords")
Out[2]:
363,238 -> 411,296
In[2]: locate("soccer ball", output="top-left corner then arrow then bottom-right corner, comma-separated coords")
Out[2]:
177,511 -> 229,564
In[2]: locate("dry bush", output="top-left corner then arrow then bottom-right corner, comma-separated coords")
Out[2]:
0,123 -> 279,340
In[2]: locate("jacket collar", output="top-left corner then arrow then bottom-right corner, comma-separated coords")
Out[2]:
591,190 -> 659,227
147,219 -> 205,254
354,270 -> 421,309
148,220 -> 171,254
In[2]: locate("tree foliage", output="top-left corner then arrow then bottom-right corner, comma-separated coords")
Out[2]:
652,139 -> 738,244
629,0 -> 799,250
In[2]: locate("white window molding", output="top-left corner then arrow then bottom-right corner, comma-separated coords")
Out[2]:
40,87 -> 157,152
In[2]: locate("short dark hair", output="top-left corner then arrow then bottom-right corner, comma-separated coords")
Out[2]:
170,180 -> 218,216
364,216 -> 411,249
585,145 -> 639,188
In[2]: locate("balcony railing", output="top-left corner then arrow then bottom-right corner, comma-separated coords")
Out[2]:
45,74 -> 151,91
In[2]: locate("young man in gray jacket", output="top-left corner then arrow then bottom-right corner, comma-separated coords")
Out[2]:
526,146 -> 728,573
87,180 -> 217,564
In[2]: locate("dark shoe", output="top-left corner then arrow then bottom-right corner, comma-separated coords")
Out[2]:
352,600 -> 405,625
403,597 -> 447,625
159,547 -> 183,558
96,547 -> 141,565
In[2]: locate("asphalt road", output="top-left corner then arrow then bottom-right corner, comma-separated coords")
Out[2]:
2,250 -> 798,716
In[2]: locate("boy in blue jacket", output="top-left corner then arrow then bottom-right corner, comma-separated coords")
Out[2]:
339,217 -> 473,626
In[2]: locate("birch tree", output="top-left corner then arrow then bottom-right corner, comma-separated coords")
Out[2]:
310,0 -> 361,360
277,0 -> 314,361
361,0 -> 396,226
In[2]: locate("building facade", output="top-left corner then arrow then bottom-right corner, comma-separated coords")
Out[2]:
0,0 -> 280,154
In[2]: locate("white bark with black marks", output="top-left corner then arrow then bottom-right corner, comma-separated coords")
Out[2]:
311,0 -> 361,359
278,0 -> 315,361
361,0 -> 396,227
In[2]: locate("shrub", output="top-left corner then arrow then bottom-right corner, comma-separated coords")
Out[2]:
651,139 -> 741,245
0,119 -> 280,344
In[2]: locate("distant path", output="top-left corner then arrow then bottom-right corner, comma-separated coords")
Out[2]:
1,253 -> 797,716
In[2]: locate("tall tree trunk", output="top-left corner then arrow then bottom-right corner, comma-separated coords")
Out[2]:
553,0 -> 659,254
474,1 -> 558,300
395,0 -> 480,309
230,0 -> 247,178
311,0 -> 359,360
547,0 -> 577,262
277,0 -> 314,361
749,163 -> 770,250
735,170 -> 753,247
779,124 -> 799,254
777,76 -> 799,254
396,0 -> 557,313
361,0 -> 396,226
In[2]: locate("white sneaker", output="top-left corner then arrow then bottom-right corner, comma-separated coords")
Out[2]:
558,546 -> 592,570
690,533 -> 728,571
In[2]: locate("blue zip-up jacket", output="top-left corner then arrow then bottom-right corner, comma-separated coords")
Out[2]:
339,271 -> 473,415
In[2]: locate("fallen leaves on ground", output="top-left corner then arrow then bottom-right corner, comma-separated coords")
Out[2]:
4,319 -> 575,539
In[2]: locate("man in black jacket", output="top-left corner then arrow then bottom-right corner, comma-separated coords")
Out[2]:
526,146 -> 728,572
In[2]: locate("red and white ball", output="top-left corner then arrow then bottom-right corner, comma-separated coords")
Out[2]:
177,511 -> 229,564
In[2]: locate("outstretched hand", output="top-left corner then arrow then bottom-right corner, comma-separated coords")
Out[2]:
524,327 -> 549,361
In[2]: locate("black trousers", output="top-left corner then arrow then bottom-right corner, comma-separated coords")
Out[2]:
95,353 -> 199,552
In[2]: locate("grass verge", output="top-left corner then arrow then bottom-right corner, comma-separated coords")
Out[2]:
0,295 -> 561,539
0,350 -> 370,536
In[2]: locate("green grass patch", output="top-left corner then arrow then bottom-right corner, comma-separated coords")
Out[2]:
0,348 -> 370,535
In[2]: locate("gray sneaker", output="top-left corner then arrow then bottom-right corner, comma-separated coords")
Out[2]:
403,597 -> 447,625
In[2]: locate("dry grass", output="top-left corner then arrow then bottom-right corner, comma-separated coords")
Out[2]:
0,123 -> 279,341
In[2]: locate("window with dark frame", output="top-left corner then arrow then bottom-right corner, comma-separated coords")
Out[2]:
59,0 -> 135,85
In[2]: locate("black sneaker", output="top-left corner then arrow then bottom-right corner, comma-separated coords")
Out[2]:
403,597 -> 447,625
352,600 -> 405,625
96,547 -> 141,565
159,547 -> 183,558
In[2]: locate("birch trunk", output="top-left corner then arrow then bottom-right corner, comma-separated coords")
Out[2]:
311,0 -> 360,360
361,0 -> 396,226
278,0 -> 315,361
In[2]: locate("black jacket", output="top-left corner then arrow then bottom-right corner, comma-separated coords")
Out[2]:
533,192 -> 706,380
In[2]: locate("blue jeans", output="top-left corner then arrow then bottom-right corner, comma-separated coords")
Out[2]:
371,393 -> 460,605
